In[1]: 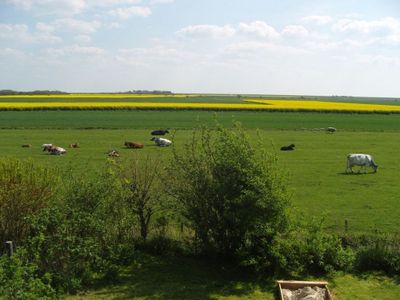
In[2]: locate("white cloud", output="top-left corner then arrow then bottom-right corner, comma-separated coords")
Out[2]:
0,47 -> 26,58
0,23 -> 62,43
44,45 -> 105,56
149,0 -> 174,4
116,46 -> 182,66
238,21 -> 279,39
358,54 -> 400,66
109,6 -> 151,19
74,34 -> 92,43
332,17 -> 400,34
7,0 -> 86,16
176,24 -> 236,39
53,18 -> 101,34
282,25 -> 309,38
302,15 -> 333,25
86,0 -> 142,7
35,22 -> 55,32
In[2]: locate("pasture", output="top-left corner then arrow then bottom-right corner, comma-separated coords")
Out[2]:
1,109 -> 400,234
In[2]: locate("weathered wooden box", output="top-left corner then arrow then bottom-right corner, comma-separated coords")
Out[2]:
277,280 -> 333,300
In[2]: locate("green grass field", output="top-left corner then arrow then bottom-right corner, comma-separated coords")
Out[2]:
1,110 -> 400,234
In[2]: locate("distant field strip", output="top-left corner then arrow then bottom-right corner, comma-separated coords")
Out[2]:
1,98 -> 400,113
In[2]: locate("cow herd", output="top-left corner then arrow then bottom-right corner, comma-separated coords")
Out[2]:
22,129 -> 173,158
21,127 -> 379,173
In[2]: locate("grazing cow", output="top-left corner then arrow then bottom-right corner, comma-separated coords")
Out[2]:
107,150 -> 120,157
346,153 -> 378,173
21,144 -> 32,148
151,137 -> 172,147
69,143 -> 80,148
151,129 -> 169,136
326,127 -> 337,133
43,145 -> 66,155
124,141 -> 144,149
280,144 -> 295,151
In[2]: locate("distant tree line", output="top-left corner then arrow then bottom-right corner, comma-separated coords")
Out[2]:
0,90 -> 69,95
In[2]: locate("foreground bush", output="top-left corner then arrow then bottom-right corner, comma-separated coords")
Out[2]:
271,219 -> 355,276
0,252 -> 55,299
0,159 -> 56,245
350,234 -> 400,275
166,124 -> 290,267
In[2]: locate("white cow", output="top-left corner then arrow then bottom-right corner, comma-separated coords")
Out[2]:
43,144 -> 66,155
346,153 -> 378,173
151,137 -> 172,147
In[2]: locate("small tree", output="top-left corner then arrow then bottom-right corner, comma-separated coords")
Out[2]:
166,123 -> 290,266
122,155 -> 161,242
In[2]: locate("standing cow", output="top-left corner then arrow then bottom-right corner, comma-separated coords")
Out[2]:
346,153 -> 378,173
151,129 -> 169,136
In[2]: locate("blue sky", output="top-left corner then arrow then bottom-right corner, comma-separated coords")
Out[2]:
1,0 -> 400,96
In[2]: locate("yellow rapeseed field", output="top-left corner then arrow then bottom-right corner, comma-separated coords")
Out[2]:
1,98 -> 400,113
244,99 -> 400,113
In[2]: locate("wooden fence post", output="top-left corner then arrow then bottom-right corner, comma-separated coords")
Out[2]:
4,241 -> 14,257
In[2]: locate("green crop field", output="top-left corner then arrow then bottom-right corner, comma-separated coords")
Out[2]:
1,109 -> 400,234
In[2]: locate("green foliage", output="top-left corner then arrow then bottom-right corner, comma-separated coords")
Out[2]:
166,123 -> 289,264
271,218 -> 355,276
0,252 -> 55,299
24,168 -> 131,293
0,158 -> 57,244
353,234 -> 400,275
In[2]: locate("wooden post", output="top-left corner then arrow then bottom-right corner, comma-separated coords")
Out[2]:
4,241 -> 13,257
345,219 -> 348,233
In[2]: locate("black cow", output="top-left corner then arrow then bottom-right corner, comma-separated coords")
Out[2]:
280,144 -> 295,151
151,129 -> 169,136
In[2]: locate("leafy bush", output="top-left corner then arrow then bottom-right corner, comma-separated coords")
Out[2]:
0,159 -> 57,245
353,234 -> 400,275
0,252 -> 55,299
166,123 -> 290,266
271,219 -> 355,276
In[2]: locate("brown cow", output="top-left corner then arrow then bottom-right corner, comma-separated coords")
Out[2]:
69,143 -> 80,148
124,141 -> 144,149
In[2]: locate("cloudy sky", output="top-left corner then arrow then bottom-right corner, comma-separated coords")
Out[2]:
1,0 -> 400,96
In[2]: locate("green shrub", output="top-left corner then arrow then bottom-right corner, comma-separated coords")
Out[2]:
0,159 -> 57,245
271,219 -> 355,277
353,234 -> 400,275
0,252 -> 55,299
166,123 -> 289,267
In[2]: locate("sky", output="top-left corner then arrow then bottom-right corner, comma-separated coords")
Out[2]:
1,0 -> 400,97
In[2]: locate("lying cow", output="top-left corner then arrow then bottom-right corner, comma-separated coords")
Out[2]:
151,129 -> 169,136
107,150 -> 120,157
326,127 -> 337,133
346,153 -> 378,173
151,137 -> 172,147
280,144 -> 295,151
43,144 -> 66,155
124,141 -> 144,149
